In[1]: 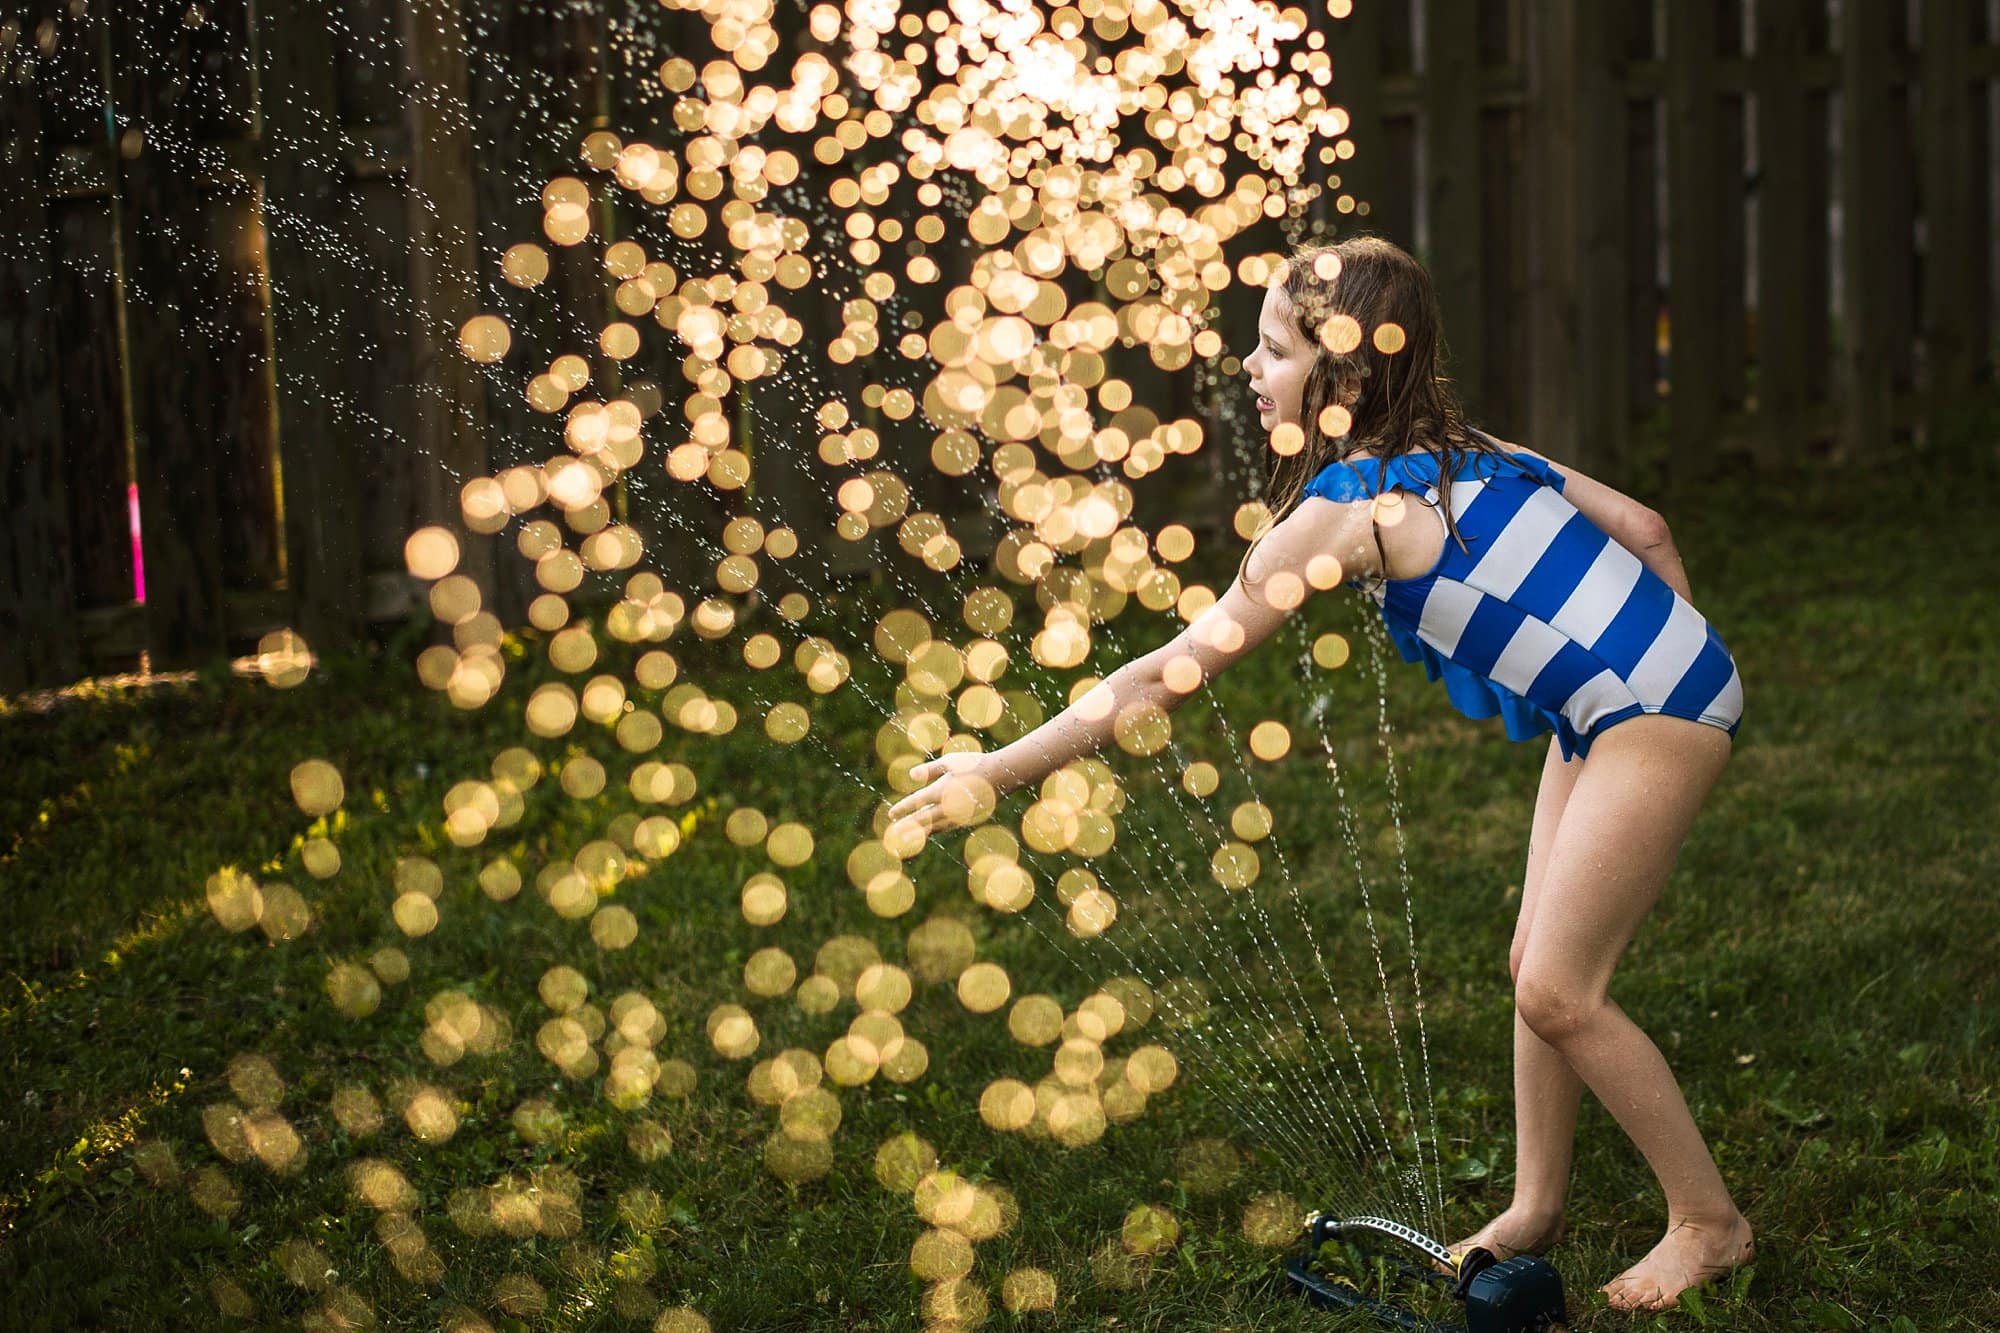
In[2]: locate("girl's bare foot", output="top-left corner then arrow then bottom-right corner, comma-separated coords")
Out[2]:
1602,1212 -> 1756,1311
1432,1205 -> 1567,1275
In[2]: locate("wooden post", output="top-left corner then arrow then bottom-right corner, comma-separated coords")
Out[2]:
1525,1 -> 1629,478
113,0 -> 228,669
1,0 -> 82,691
1423,0 -> 1485,416
395,0 -> 493,609
1919,0 -> 1983,416
1664,0 -> 1722,483
1837,0 -> 1897,460
258,0 -> 363,656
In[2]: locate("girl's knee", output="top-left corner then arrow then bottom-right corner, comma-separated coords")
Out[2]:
1513,970 -> 1605,1045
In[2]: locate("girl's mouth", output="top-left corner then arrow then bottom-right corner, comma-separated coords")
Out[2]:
1256,397 -> 1275,413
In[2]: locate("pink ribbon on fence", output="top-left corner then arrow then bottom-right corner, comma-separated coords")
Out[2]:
129,482 -> 145,605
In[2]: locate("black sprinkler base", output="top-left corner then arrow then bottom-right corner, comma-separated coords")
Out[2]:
1285,1212 -> 1569,1333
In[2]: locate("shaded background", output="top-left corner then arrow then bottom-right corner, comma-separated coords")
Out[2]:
4,0 -> 1997,691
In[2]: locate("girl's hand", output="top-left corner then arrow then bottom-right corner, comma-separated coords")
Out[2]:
885,752 -> 1010,841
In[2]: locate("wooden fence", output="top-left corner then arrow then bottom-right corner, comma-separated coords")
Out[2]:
4,0 -> 1996,692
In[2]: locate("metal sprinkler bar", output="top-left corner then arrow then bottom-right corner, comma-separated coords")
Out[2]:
1285,1210 -> 1570,1333
1330,1215 -> 1459,1269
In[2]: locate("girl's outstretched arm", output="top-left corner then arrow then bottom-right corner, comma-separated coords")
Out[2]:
884,494 -> 1377,841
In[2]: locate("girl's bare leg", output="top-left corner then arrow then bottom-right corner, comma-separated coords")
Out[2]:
1512,714 -> 1754,1311
1445,737 -> 1584,1263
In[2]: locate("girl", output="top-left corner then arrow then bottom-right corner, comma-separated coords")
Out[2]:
885,236 -> 1755,1313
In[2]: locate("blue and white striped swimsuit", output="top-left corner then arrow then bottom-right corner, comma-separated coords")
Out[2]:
1301,437 -> 1743,761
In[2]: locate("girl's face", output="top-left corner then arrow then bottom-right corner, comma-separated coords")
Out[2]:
1243,282 -> 1306,432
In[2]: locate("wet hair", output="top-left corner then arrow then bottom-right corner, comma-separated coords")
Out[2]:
1236,233 -> 1509,586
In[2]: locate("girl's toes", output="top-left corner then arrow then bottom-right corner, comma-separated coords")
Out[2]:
1601,1275 -> 1659,1311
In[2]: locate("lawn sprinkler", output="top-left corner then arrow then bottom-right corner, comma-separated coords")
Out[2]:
1285,1212 -> 1568,1332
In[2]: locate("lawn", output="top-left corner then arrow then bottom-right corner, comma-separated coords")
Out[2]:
3,403 -> 1996,1332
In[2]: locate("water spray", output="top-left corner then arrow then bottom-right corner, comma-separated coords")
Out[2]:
1286,1212 -> 1569,1332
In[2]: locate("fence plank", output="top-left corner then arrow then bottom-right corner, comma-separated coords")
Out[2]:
1478,102 -> 1529,432
325,0 -> 423,588
336,0 -> 403,124
1423,0 -> 1485,414
1965,10 -> 1997,388
1324,0 -> 1385,229
748,15 -> 851,589
1838,0 -> 1898,458
872,140 -> 963,593
556,1 -> 627,618
1919,0 -> 1983,409
1,0 -> 82,691
160,0 -> 281,596
114,0 -> 229,668
395,0 -> 494,609
619,17 -> 704,597
207,188 -> 284,592
1385,0 -> 1418,77
260,0 -> 364,655
1664,0 -> 1722,480
49,204 -> 134,612
1881,34 -> 1921,403
1624,90 -> 1663,441
339,176 -> 421,573
1751,0 -> 1816,466
1376,112 -> 1419,257
468,1 -> 576,625
1716,2 -> 1751,417
1525,1 -> 1629,477
1478,2 -> 1532,433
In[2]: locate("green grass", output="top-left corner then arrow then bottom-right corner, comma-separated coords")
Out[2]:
3,402 -> 1998,1331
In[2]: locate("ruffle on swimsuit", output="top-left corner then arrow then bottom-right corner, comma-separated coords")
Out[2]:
1304,444 -> 1595,760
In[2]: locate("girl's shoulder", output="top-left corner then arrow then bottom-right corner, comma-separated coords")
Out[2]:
1301,454 -> 1388,504
1304,435 -> 1558,503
